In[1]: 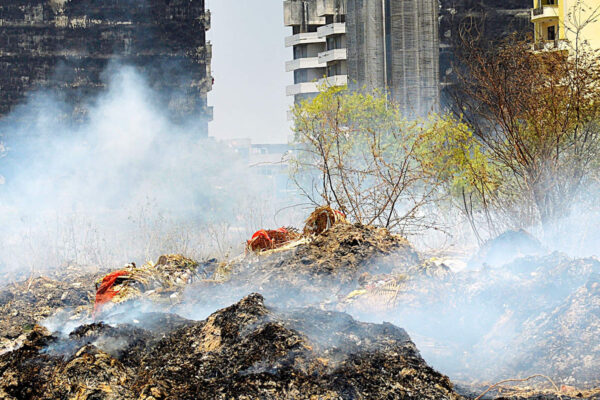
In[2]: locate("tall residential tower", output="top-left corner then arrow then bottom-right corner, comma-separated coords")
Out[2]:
283,0 -> 347,105
283,0 -> 439,116
285,0 -> 535,117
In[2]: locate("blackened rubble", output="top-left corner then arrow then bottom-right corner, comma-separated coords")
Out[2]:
0,267 -> 104,353
2,221 -> 600,398
0,293 -> 461,400
186,223 -> 420,310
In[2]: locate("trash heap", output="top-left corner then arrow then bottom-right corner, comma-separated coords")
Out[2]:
92,254 -> 207,318
1,206 -> 600,399
0,267 -> 101,354
186,219 -> 419,310
0,294 -> 462,400
245,205 -> 347,253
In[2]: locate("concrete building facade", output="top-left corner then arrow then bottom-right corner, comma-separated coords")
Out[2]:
284,0 -> 439,116
346,0 -> 439,116
285,0 -> 534,117
0,0 -> 213,135
284,0 -> 347,104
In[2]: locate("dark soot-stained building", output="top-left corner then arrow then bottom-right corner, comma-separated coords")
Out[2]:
0,0 -> 213,135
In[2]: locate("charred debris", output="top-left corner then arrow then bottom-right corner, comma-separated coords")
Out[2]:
0,207 -> 599,399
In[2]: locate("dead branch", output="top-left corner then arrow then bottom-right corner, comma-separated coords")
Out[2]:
474,374 -> 562,400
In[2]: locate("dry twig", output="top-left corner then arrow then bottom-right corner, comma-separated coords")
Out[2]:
474,374 -> 561,400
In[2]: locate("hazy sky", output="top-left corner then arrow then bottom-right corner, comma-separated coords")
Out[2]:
207,0 -> 293,144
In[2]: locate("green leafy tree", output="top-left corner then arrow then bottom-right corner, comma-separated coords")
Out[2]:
290,85 -> 467,235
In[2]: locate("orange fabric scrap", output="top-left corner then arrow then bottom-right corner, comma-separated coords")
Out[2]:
93,270 -> 129,317
247,227 -> 292,252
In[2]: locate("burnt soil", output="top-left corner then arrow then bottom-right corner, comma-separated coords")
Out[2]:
1,224 -> 600,399
0,293 -> 461,400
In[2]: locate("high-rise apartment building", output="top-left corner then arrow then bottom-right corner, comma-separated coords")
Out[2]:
284,0 -> 439,116
283,0 -> 347,105
284,0 -> 534,117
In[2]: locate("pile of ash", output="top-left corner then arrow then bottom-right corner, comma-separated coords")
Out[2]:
0,266 -> 104,353
341,250 -> 600,389
504,273 -> 600,387
184,222 -> 419,310
0,293 -> 461,400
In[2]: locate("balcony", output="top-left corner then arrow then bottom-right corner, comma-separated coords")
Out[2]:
533,39 -> 569,52
318,74 -> 348,87
317,0 -> 346,16
318,48 -> 347,64
284,1 -> 325,26
531,5 -> 559,22
285,32 -> 326,47
285,57 -> 325,72
286,82 -> 320,96
317,22 -> 346,38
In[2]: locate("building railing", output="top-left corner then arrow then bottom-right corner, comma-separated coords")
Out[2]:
533,39 -> 568,51
533,7 -> 544,16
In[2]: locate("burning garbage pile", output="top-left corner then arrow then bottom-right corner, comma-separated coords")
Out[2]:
1,207 -> 600,399
92,254 -> 209,318
0,293 -> 461,400
187,206 -> 419,310
0,266 -> 104,354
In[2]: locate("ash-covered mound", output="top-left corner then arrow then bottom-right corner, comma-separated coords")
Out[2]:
0,267 -> 104,353
0,293 -> 461,400
504,273 -> 600,387
185,223 -> 419,310
340,248 -> 600,389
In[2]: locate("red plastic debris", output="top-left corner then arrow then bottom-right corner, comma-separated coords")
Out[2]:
93,270 -> 129,317
247,228 -> 293,252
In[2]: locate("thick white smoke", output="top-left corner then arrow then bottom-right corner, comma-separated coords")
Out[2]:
0,65 -> 300,277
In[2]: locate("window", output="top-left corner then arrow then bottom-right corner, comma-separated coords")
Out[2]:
294,69 -> 308,84
327,62 -> 341,77
326,35 -> 343,50
294,45 -> 307,60
547,25 -> 556,41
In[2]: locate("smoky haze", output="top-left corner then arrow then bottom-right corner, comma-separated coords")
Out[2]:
1,12 -> 599,389
0,65 -> 300,276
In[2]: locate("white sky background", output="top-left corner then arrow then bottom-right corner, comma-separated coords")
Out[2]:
207,0 -> 293,144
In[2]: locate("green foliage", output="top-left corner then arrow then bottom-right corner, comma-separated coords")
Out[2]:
290,85 -> 481,234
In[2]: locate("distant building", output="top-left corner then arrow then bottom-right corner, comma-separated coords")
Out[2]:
531,0 -> 600,51
225,139 -> 293,199
284,0 -> 439,116
283,0 -> 347,105
0,0 -> 213,136
284,0 -> 534,117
